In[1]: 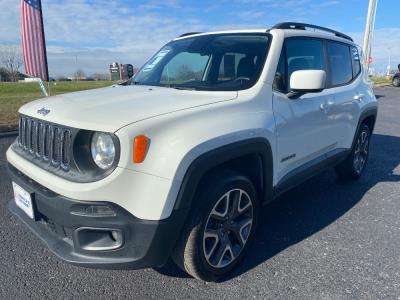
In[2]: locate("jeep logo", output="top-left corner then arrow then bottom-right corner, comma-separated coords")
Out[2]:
37,108 -> 50,116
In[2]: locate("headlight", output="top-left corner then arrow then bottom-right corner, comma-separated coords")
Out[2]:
91,132 -> 116,170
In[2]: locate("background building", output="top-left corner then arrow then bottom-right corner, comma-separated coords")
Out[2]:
109,62 -> 135,81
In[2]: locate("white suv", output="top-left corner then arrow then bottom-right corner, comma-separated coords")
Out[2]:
7,23 -> 378,281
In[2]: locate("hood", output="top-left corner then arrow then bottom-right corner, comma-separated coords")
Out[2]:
19,85 -> 238,132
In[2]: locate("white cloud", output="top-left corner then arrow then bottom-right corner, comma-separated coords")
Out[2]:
0,0 -> 206,76
351,28 -> 400,73
0,0 -> 399,76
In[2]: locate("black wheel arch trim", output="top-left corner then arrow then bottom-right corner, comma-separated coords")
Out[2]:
351,107 -> 378,150
173,138 -> 274,211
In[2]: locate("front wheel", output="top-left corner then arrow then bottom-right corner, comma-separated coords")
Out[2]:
172,170 -> 259,281
335,124 -> 371,181
393,77 -> 400,87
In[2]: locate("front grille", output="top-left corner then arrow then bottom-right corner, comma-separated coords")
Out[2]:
18,116 -> 72,170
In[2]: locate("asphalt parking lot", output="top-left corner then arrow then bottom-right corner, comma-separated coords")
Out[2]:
0,86 -> 399,299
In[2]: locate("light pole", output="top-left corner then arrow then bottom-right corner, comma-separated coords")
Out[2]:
387,47 -> 391,78
363,0 -> 378,68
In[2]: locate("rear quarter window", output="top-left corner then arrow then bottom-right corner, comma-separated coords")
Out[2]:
351,46 -> 361,78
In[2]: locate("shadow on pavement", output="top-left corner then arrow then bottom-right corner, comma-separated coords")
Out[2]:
155,133 -> 400,281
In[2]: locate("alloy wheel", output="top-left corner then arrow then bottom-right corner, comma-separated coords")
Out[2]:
353,129 -> 369,175
202,188 -> 254,269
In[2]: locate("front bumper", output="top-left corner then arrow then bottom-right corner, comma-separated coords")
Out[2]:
8,164 -> 188,269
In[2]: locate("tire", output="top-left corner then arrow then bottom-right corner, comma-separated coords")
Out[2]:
393,77 -> 400,87
172,169 -> 259,281
335,124 -> 371,181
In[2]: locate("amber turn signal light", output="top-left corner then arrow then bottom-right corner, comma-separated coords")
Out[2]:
133,135 -> 149,163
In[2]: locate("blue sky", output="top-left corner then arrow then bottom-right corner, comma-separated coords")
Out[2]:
0,0 -> 399,76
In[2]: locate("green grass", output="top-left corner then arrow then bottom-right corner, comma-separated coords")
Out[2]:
371,76 -> 392,85
0,81 -> 115,132
0,77 -> 393,132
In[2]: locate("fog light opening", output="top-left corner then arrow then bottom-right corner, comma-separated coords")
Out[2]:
74,227 -> 124,251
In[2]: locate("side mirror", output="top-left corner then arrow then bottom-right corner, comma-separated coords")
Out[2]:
288,70 -> 326,99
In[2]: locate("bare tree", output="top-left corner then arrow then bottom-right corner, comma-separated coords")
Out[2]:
0,67 -> 10,82
74,69 -> 86,81
0,45 -> 22,82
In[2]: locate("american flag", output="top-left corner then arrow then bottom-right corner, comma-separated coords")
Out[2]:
21,0 -> 49,81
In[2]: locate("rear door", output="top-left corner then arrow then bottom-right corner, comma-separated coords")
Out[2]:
324,42 -> 363,150
272,38 -> 335,184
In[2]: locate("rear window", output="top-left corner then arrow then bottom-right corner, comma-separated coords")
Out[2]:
326,41 -> 353,86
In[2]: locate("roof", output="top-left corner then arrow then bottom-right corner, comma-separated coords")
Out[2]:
174,22 -> 355,45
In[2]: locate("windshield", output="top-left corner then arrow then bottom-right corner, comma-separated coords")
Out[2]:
132,33 -> 271,91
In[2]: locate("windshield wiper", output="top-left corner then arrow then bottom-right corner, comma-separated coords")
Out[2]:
168,85 -> 196,91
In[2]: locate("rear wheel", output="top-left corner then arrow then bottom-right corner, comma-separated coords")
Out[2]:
393,77 -> 400,87
335,124 -> 371,180
172,170 -> 259,281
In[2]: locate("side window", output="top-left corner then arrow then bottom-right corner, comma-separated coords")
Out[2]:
285,39 -> 325,89
326,41 -> 353,86
273,51 -> 286,92
160,52 -> 210,84
351,46 -> 361,78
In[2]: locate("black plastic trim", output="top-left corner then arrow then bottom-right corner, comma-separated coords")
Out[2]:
173,138 -> 274,211
8,164 -> 188,269
272,22 -> 353,42
273,148 -> 350,198
351,107 -> 378,149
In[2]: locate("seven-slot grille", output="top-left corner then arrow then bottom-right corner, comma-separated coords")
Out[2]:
18,116 -> 72,170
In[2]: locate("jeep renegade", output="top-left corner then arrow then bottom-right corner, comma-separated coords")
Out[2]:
7,23 -> 378,281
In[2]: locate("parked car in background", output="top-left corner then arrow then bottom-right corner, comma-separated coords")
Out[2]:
393,64 -> 400,87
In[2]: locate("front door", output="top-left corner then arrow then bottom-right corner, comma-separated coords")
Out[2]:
273,38 -> 335,184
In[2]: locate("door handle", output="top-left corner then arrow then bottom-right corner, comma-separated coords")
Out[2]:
353,93 -> 365,102
320,100 -> 334,112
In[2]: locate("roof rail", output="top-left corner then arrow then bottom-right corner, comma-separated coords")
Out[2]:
271,22 -> 353,42
178,32 -> 202,38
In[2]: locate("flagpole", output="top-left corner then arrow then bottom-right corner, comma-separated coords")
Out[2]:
38,0 -> 49,83
363,0 -> 378,69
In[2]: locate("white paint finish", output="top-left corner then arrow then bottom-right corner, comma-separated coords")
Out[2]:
19,85 -> 237,132
116,85 -> 275,181
323,78 -> 363,150
273,89 -> 334,183
290,70 -> 326,91
7,148 -> 175,220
